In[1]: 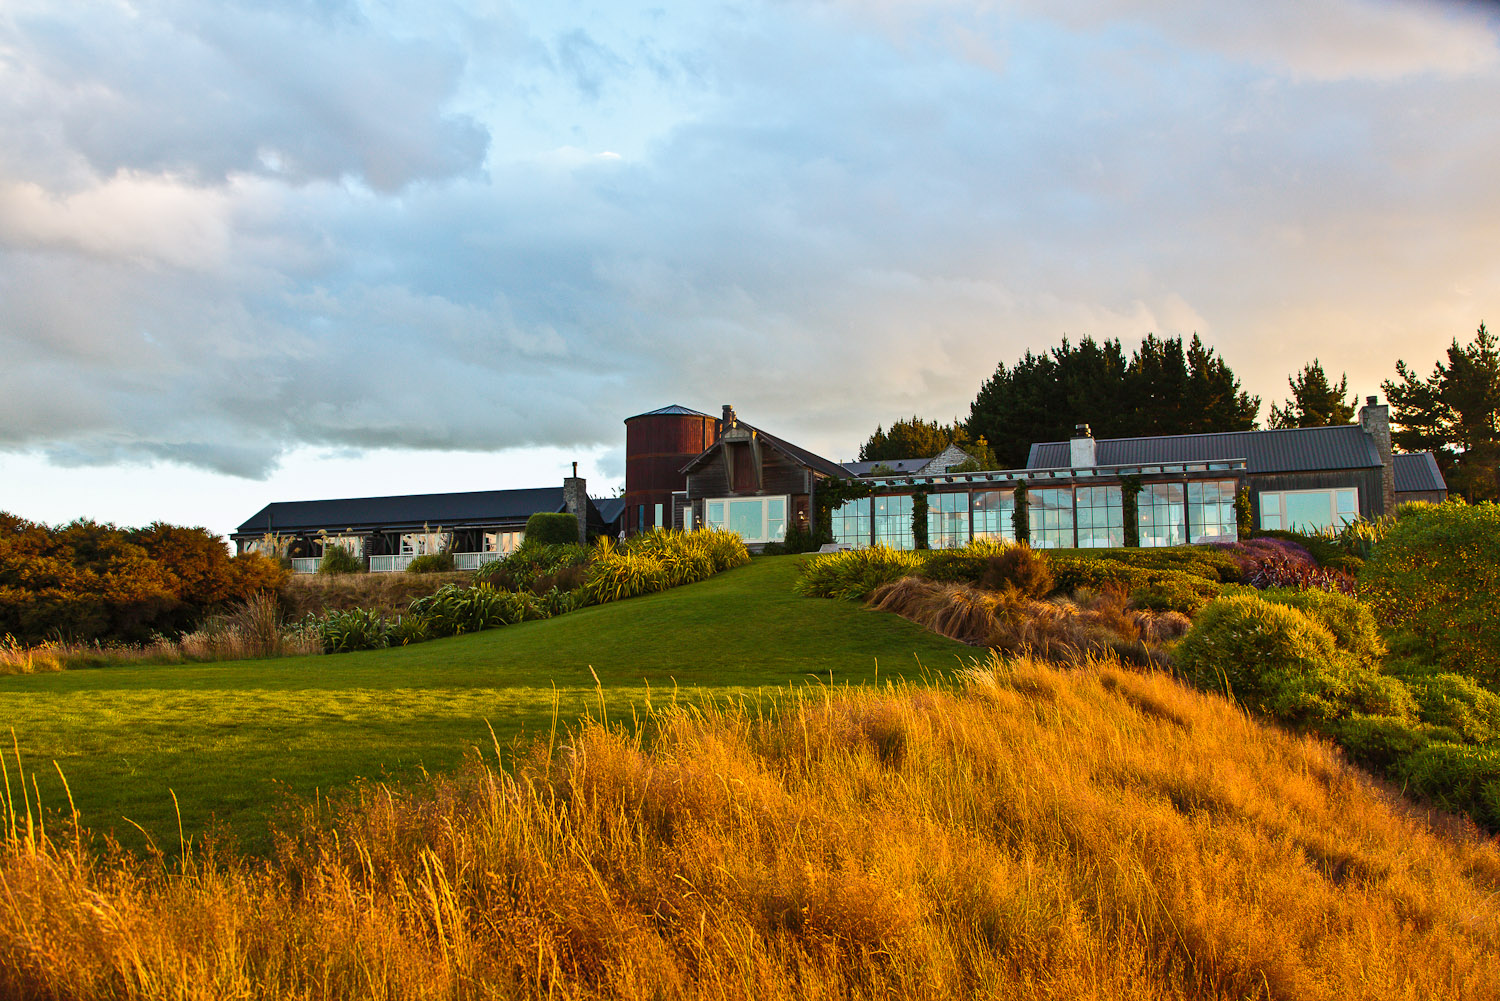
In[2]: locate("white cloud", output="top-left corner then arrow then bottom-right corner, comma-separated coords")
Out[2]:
2,0 -> 1500,520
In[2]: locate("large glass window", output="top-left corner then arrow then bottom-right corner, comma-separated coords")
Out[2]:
972,489 -> 1016,542
482,530 -> 524,555
767,497 -> 786,540
704,496 -> 789,544
928,492 -> 970,549
873,494 -> 915,550
1075,485 -> 1123,548
1188,480 -> 1239,542
1259,489 -> 1358,533
1029,487 -> 1075,549
1137,483 -> 1186,548
400,531 -> 448,556
831,497 -> 871,548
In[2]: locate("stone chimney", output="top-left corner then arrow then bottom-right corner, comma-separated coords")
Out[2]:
562,466 -> 589,545
722,403 -> 737,430
1359,395 -> 1395,515
1069,423 -> 1096,469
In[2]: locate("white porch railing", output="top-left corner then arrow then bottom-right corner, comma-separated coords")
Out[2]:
290,557 -> 320,574
367,552 -> 508,573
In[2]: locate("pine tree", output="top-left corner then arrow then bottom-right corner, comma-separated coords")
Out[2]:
1383,322 -> 1500,501
858,416 -> 965,462
1268,360 -> 1355,429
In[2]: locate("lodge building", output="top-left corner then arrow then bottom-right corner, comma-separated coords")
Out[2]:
629,397 -> 1446,552
233,396 -> 1447,568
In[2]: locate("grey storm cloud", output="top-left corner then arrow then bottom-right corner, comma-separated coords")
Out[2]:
2,0 -> 1500,477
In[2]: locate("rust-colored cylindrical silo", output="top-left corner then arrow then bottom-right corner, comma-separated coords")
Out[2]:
624,405 -> 719,535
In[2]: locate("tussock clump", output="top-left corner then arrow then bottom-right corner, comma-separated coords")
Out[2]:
978,543 -> 1053,598
868,577 -> 1184,664
4,658 -> 1498,999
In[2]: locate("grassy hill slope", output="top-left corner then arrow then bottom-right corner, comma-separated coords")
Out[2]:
4,655 -> 1497,999
0,556 -> 968,850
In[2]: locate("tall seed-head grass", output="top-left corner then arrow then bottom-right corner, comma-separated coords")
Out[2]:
1,656 -> 1497,999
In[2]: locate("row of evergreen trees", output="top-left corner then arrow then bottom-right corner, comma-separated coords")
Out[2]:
857,325 -> 1499,501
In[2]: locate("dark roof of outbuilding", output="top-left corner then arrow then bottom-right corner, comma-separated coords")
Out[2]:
593,497 -> 627,525
1026,424 -> 1382,474
842,457 -> 932,476
235,486 -> 568,536
625,404 -> 712,420
1393,451 -> 1446,493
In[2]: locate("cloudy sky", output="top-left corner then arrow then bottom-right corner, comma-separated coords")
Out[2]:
2,0 -> 1498,537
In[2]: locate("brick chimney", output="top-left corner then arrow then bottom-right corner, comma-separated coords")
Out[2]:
1359,395 -> 1395,515
1069,423 -> 1096,468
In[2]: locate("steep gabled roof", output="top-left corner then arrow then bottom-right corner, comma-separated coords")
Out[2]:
1393,452 -> 1446,493
680,422 -> 847,479
593,497 -> 627,525
1026,424 -> 1382,474
235,487 -> 567,536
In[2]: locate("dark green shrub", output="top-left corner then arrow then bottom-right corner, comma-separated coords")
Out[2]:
761,521 -> 827,555
319,607 -> 387,653
524,512 -> 580,546
1259,588 -> 1385,667
978,545 -> 1053,599
477,542 -> 588,592
1407,674 -> 1500,744
1358,501 -> 1500,687
1129,577 -> 1211,615
1047,558 -> 1219,614
317,545 -> 364,575
1332,715 -> 1431,771
386,613 -> 429,647
405,552 -> 454,574
408,583 -> 535,637
1174,595 -> 1342,709
1257,529 -> 1362,572
1394,742 -> 1500,830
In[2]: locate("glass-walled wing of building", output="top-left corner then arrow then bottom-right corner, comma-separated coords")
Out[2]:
825,478 -> 1238,550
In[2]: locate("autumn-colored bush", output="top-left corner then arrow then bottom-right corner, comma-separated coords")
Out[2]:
0,512 -> 286,643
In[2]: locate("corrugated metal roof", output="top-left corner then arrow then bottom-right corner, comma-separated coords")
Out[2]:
235,486 -> 567,535
625,404 -> 712,420
1026,424 -> 1382,474
842,457 -> 933,476
1393,452 -> 1446,493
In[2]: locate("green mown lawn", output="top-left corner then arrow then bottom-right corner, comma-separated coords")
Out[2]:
0,556 -> 969,852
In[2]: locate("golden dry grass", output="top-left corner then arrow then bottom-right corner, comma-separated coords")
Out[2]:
0,594 -> 323,674
868,576 -> 1191,659
279,570 -> 474,619
0,655 -> 1497,999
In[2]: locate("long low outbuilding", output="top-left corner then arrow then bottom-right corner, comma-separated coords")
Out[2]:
232,472 -> 622,573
